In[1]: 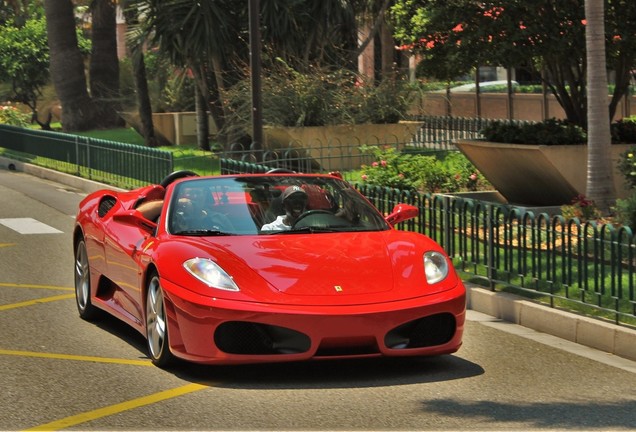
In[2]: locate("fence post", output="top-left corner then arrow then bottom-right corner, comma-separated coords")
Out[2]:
443,195 -> 452,254
487,203 -> 497,289
75,136 -> 80,176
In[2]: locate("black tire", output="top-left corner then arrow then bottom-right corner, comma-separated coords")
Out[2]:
145,272 -> 175,367
159,170 -> 199,188
74,239 -> 99,320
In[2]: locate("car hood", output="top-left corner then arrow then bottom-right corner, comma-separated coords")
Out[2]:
159,231 -> 455,305
238,233 -> 396,297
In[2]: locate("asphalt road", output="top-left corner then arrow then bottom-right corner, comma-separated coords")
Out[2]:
1,167 -> 636,431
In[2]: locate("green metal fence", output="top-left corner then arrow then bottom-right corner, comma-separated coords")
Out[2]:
4,120 -> 634,326
222,159 -> 636,327
0,125 -> 173,188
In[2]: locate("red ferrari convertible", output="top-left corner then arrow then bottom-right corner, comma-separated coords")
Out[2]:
73,171 -> 465,367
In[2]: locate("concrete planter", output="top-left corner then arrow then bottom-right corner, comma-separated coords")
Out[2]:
152,112 -> 216,146
456,140 -> 632,206
263,121 -> 423,172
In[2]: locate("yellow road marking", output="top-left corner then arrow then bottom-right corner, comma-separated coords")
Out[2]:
23,383 -> 208,431
0,293 -> 75,311
0,282 -> 73,291
0,349 -> 152,366
0,243 -> 16,248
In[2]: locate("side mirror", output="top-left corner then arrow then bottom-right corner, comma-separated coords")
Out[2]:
385,204 -> 419,226
113,209 -> 157,233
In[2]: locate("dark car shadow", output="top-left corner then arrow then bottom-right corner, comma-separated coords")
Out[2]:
170,354 -> 484,390
90,313 -> 148,355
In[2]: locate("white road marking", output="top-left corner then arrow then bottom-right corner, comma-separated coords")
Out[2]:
0,218 -> 63,234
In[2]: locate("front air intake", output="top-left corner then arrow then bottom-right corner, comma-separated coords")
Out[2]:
214,321 -> 311,355
385,313 -> 456,349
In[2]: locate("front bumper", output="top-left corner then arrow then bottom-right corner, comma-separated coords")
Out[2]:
160,279 -> 466,365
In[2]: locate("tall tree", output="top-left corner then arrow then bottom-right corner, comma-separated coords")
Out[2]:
129,0 -> 241,145
121,0 -> 172,147
0,16 -> 51,128
128,0 -> 363,147
89,0 -> 125,127
43,0 -> 101,131
585,0 -> 615,211
389,0 -> 636,129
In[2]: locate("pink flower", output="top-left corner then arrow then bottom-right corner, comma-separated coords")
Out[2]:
452,23 -> 464,32
469,173 -> 477,181
372,162 -> 379,168
380,160 -> 387,167
361,175 -> 368,181
398,173 -> 404,179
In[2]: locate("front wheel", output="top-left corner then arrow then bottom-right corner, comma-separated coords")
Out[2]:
145,273 -> 175,367
74,239 -> 99,320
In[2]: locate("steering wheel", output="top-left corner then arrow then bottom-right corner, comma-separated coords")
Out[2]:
160,170 -> 199,188
204,213 -> 236,232
291,210 -> 334,229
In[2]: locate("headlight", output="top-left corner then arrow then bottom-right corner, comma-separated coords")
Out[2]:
183,258 -> 239,292
424,251 -> 449,284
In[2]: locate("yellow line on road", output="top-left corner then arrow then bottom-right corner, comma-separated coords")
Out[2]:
0,282 -> 73,291
0,243 -> 16,248
23,383 -> 208,431
0,293 -> 75,311
0,349 -> 152,366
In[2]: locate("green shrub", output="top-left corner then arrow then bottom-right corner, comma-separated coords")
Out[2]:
0,103 -> 31,127
223,63 -> 416,129
358,146 -> 420,190
359,146 -> 490,193
617,146 -> 636,190
561,195 -> 601,222
480,118 -> 587,145
614,193 -> 636,229
611,116 -> 636,144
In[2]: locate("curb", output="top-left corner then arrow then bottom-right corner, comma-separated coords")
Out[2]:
0,156 -> 118,194
467,284 -> 636,362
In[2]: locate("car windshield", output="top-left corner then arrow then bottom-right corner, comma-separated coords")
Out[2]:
166,175 -> 390,235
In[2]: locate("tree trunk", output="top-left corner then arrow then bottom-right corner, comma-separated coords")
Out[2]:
132,50 -> 160,147
44,0 -> 100,131
585,0 -> 615,212
195,85 -> 210,151
89,0 -> 125,128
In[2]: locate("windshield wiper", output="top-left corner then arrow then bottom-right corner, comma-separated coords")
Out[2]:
173,229 -> 232,236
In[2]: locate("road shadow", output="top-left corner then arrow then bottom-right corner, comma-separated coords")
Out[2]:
418,398 -> 636,430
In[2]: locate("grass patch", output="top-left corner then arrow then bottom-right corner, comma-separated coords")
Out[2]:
73,127 -> 146,146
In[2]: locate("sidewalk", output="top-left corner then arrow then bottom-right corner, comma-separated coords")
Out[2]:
466,283 -> 636,362
3,155 -> 636,363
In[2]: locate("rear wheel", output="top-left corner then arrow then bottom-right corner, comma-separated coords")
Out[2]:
146,273 -> 175,367
74,239 -> 99,320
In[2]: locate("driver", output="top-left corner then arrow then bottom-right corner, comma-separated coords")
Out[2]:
261,186 -> 308,231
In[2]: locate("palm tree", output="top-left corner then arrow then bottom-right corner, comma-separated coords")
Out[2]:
129,0 -> 240,145
89,0 -> 125,127
121,0 -> 162,147
584,0 -> 615,212
44,0 -> 102,131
